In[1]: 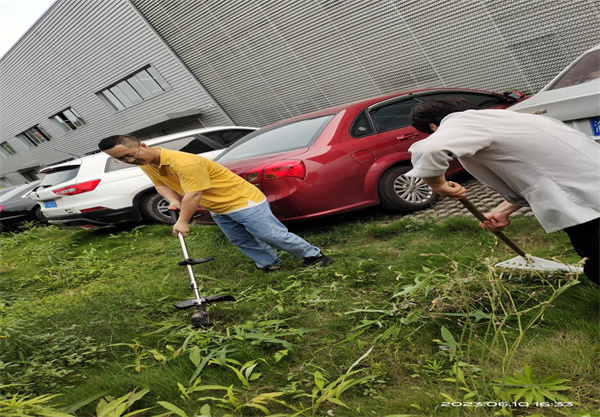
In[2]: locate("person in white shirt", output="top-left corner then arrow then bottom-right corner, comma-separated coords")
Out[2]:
406,99 -> 599,284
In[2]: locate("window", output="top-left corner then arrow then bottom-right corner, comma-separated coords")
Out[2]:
218,116 -> 335,162
369,100 -> 419,132
0,142 -> 17,157
203,129 -> 256,147
548,49 -> 600,90
365,92 -> 508,134
350,111 -> 375,138
415,92 -> 506,109
51,108 -> 86,132
17,126 -> 51,148
20,170 -> 39,182
39,165 -> 79,187
97,65 -> 171,111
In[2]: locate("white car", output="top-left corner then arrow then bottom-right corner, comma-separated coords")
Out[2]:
510,44 -> 600,140
31,126 -> 256,227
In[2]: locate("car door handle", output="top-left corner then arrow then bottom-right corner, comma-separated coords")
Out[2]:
396,133 -> 421,140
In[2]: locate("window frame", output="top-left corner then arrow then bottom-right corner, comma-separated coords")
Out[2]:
51,107 -> 86,132
352,90 -> 508,137
0,141 -> 17,157
97,65 -> 171,112
17,126 -> 52,148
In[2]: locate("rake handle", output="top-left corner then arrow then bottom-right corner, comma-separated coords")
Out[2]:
459,198 -> 527,258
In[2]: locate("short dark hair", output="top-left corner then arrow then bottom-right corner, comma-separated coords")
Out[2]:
409,98 -> 475,133
98,135 -> 140,151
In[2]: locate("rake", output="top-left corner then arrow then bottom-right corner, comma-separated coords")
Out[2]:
459,198 -> 582,276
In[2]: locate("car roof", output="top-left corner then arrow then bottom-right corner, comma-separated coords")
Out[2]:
39,125 -> 257,173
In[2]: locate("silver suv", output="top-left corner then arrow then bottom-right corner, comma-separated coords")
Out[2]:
31,126 -> 256,227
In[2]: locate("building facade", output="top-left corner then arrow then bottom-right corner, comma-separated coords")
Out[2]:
132,0 -> 599,127
1,0 -> 598,185
0,0 -> 232,186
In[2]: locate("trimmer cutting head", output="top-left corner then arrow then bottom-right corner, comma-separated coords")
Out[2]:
169,208 -> 235,327
174,294 -> 236,310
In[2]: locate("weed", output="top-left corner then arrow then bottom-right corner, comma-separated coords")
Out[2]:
0,216 -> 597,416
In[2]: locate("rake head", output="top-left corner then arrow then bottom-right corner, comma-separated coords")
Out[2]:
495,255 -> 583,275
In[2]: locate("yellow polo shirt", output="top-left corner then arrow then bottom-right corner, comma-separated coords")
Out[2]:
141,148 -> 265,214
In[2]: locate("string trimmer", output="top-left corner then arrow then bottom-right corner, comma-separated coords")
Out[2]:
169,209 -> 235,326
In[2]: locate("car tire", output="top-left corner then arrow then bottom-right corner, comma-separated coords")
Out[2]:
33,206 -> 47,222
140,193 -> 171,223
378,165 -> 439,212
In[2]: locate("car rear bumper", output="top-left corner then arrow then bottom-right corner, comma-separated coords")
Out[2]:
46,206 -> 143,227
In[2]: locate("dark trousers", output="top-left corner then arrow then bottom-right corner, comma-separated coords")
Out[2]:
564,218 -> 599,285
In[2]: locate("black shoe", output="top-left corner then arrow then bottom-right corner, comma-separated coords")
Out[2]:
259,259 -> 282,273
303,252 -> 333,267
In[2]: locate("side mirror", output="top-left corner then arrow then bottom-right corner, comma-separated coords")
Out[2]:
503,91 -> 525,102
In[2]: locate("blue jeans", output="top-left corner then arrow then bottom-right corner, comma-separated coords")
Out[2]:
211,202 -> 320,268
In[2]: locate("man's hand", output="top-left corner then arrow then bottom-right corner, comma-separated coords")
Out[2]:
434,181 -> 467,200
480,201 -> 522,232
480,213 -> 511,232
422,175 -> 467,200
173,220 -> 190,237
172,191 -> 203,237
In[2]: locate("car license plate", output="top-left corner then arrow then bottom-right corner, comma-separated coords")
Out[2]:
590,116 -> 600,136
44,200 -> 57,208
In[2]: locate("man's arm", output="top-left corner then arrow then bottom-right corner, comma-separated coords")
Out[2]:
422,175 -> 467,200
480,200 -> 522,232
172,191 -> 203,237
155,185 -> 182,209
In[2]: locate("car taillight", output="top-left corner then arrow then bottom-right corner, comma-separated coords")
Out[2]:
263,160 -> 305,180
53,179 -> 101,196
243,169 -> 262,184
0,206 -> 3,212
242,161 -> 306,184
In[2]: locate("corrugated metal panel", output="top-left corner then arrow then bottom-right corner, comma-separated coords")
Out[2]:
0,0 -> 231,180
131,0 -> 599,127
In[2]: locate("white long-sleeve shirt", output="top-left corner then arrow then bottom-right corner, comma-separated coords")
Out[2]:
406,109 -> 600,233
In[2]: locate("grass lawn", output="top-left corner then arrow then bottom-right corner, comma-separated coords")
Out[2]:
1,210 -> 598,417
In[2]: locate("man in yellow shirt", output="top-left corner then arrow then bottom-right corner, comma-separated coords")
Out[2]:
98,135 -> 332,271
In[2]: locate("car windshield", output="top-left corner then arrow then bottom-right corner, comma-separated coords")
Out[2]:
547,49 -> 600,90
39,166 -> 80,187
217,115 -> 335,162
0,182 -> 39,202
0,187 -> 18,198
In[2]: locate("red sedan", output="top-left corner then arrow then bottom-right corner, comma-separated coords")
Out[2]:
199,88 -> 525,222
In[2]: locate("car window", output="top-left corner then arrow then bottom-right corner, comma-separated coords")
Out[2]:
0,184 -> 33,201
158,135 -> 216,154
39,166 -> 79,187
104,131 -> 254,172
0,187 -> 18,198
350,111 -> 375,138
203,129 -> 253,147
417,92 -> 506,109
547,49 -> 600,90
217,115 -> 335,162
367,92 -> 506,133
369,100 -> 418,132
105,135 -> 216,172
0,182 -> 41,202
